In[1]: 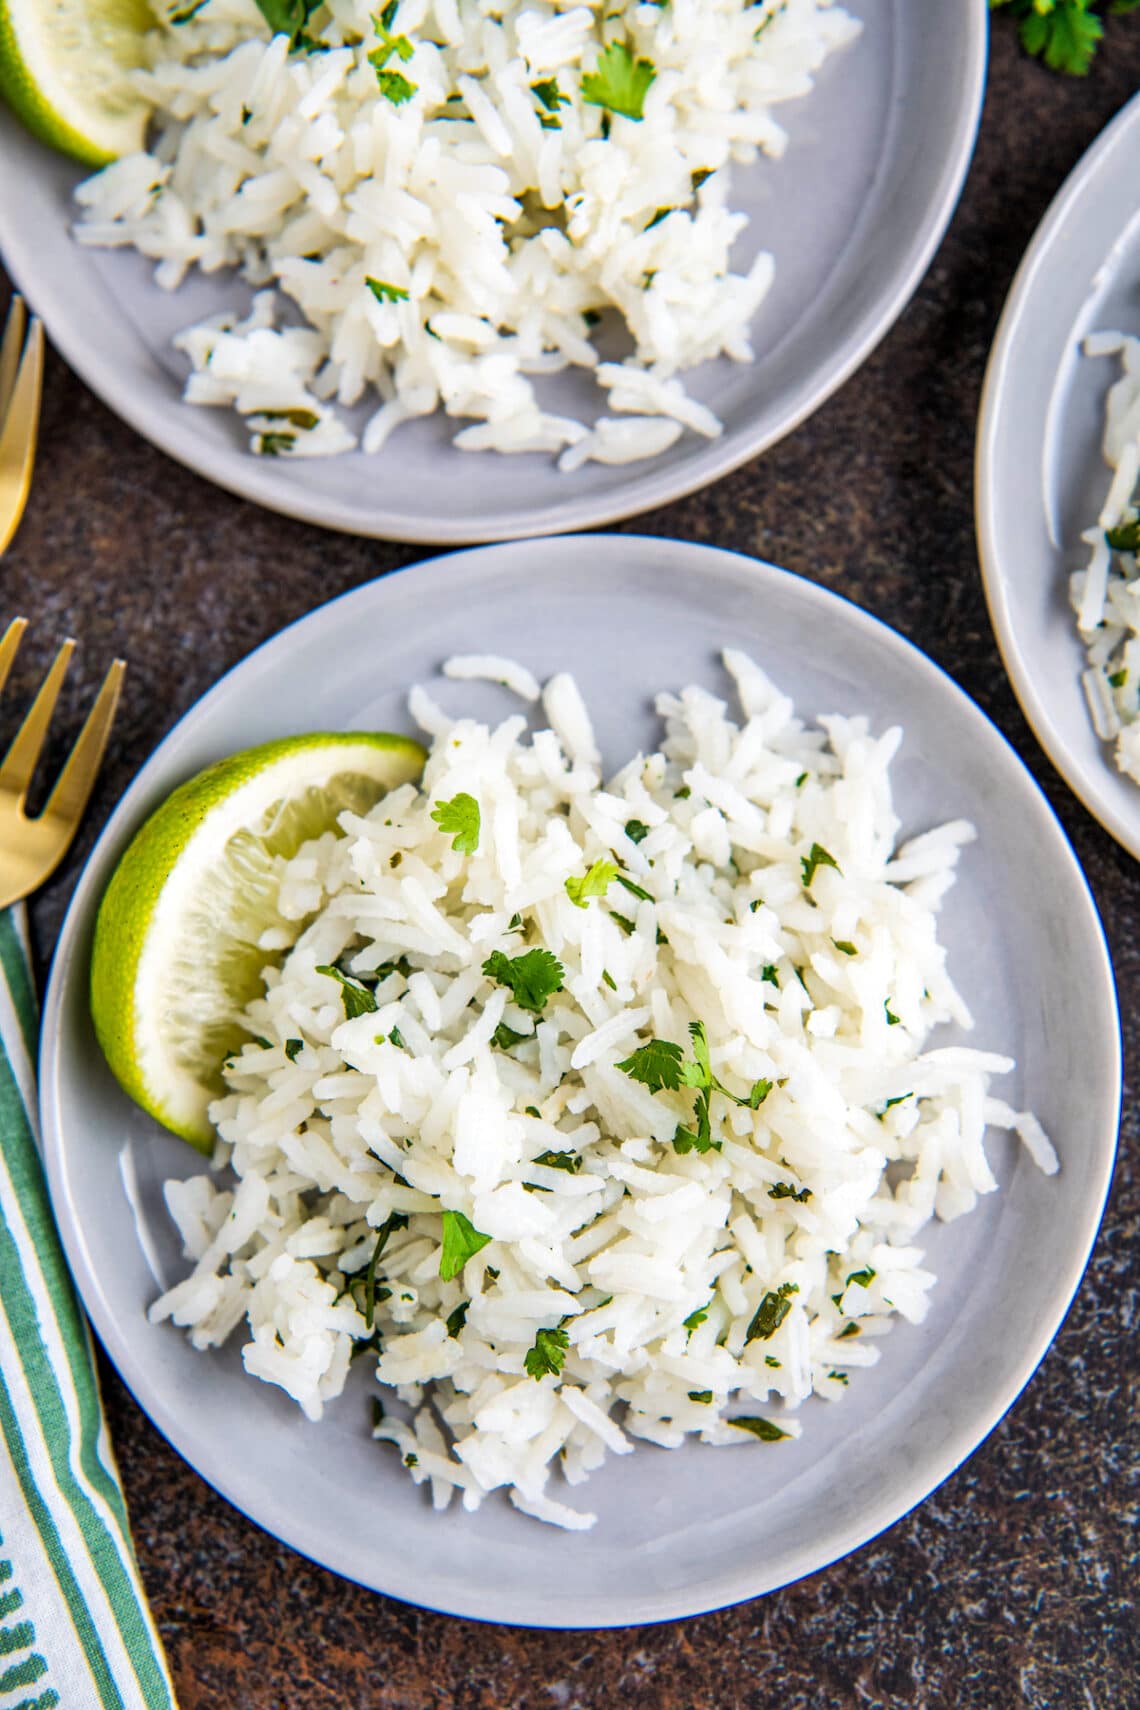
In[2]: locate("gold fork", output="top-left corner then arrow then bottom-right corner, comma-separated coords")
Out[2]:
0,296 -> 44,556
0,297 -> 125,908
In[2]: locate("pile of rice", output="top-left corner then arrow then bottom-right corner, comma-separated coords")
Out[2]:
150,652 -> 1055,1531
73,0 -> 860,467
1073,330 -> 1140,781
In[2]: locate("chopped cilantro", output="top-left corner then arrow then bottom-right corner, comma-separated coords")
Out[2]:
828,1370 -> 849,1385
445,1301 -> 468,1338
615,872 -> 653,903
729,1415 -> 789,1442
683,1303 -> 710,1335
688,1390 -> 713,1404
674,785 -> 691,800
439,1210 -> 492,1280
833,940 -> 858,957
744,1282 -> 798,1343
431,791 -> 480,854
482,948 -> 565,1014
373,67 -> 416,102
764,1355 -> 781,1368
611,911 -> 636,935
534,1150 -> 580,1174
316,964 -> 378,1019
884,1001 -> 901,1026
284,1038 -> 303,1061
768,1181 -> 811,1203
491,1021 -> 530,1052
388,1026 -> 409,1052
531,76 -> 569,112
258,406 -> 319,429
882,1093 -> 911,1110
255,431 -> 295,456
565,857 -> 618,908
624,819 -> 650,844
1107,519 -> 1140,552
845,1266 -> 876,1291
602,969 -> 617,991
837,1321 -> 861,1339
252,0 -> 323,51
524,1324 -> 569,1380
366,276 -> 410,305
1109,668 -> 1129,688
581,38 -> 655,121
761,964 -> 779,987
801,842 -> 841,887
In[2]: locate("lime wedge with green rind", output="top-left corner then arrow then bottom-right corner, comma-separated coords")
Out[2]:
0,0 -> 152,167
90,732 -> 427,1152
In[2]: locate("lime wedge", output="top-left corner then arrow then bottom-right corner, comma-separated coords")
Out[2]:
90,732 -> 426,1152
0,0 -> 153,166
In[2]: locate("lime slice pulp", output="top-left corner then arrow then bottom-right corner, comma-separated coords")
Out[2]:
0,0 -> 152,166
90,732 -> 427,1152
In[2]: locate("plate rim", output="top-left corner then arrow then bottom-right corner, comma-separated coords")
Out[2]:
37,535 -> 1121,1625
975,90 -> 1140,863
0,4 -> 988,544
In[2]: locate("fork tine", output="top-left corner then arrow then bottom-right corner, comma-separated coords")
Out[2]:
0,637 -> 75,805
0,617 -> 27,698
0,316 -> 44,557
42,659 -> 126,829
0,296 -> 27,425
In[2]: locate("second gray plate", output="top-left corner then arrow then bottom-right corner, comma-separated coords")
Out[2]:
0,0 -> 986,541
40,536 -> 1118,1626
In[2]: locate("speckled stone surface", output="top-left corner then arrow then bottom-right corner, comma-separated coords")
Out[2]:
3,19 -> 1139,1708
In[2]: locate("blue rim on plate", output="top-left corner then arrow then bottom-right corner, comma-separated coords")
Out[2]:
0,1 -> 987,542
38,537 -> 1119,1625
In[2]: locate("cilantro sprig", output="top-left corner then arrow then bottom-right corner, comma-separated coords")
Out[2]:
990,0 -> 1135,75
316,964 -> 378,1019
617,1021 -> 772,1156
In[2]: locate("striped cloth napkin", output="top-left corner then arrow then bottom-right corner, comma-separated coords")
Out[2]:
0,905 -> 177,1710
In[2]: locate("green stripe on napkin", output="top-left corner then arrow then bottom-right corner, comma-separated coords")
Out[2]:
0,906 -> 176,1709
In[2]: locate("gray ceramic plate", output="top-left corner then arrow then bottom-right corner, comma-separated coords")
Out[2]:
0,1 -> 986,543
977,92 -> 1140,860
39,537 -> 1119,1626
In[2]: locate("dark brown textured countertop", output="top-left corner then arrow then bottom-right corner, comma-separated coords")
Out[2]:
3,19 -> 1139,1708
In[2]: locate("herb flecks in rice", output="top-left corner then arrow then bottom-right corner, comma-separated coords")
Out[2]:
149,649 -> 1055,1530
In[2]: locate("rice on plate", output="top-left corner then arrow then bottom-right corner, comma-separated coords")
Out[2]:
1072,330 -> 1140,782
150,650 -> 1056,1531
72,0 -> 861,468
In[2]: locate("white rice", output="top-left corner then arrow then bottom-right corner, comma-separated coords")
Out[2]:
71,0 -> 860,468
1071,331 -> 1140,779
149,650 -> 1053,1529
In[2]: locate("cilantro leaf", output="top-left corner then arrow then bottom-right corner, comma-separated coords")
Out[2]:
673,1089 -> 718,1154
1107,519 -> 1140,552
565,858 -> 618,908
491,1021 -> 530,1052
801,842 -> 841,887
534,1149 -> 581,1173
252,0 -> 322,51
431,791 -> 480,854
768,1181 -> 811,1203
616,1037 -> 686,1092
748,1079 -> 773,1109
439,1210 -> 492,1280
744,1282 -> 799,1343
581,38 -> 656,120
316,964 -> 378,1019
729,1415 -> 790,1442
524,1324 -> 570,1380
482,948 -> 565,1014
366,276 -> 410,305
683,1303 -> 710,1335
373,67 -> 416,102
531,76 -> 569,111
624,819 -> 650,845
